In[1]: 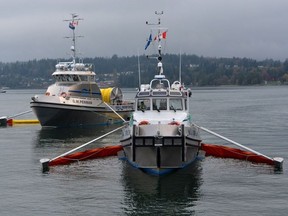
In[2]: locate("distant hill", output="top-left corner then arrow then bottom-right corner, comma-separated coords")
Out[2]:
1,54 -> 288,89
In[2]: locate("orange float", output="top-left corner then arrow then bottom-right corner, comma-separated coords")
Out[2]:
168,121 -> 180,126
44,143 -> 277,169
201,143 -> 274,166
49,145 -> 123,166
139,120 -> 150,125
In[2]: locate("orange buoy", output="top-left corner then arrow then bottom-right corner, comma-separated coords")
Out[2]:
201,143 -> 274,166
139,120 -> 150,125
168,121 -> 180,126
49,145 -> 123,167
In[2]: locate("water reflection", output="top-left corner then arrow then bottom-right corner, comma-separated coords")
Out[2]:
33,125 -> 122,160
121,162 -> 203,215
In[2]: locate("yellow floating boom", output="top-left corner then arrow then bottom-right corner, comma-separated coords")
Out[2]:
7,119 -> 40,125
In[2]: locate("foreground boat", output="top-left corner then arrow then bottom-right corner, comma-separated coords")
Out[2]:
119,12 -> 202,175
30,14 -> 133,128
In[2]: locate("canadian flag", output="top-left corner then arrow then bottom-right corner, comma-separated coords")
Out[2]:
162,31 -> 167,39
154,31 -> 168,41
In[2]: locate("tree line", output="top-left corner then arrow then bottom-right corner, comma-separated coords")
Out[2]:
1,54 -> 288,89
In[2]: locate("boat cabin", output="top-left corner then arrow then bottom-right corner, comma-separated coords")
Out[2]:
52,62 -> 96,83
136,75 -> 188,112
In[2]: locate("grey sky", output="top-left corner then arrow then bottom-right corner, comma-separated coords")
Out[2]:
1,0 -> 288,62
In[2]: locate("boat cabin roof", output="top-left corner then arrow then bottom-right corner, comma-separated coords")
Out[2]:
54,62 -> 94,73
52,61 -> 96,82
52,71 -> 96,76
135,76 -> 189,112
136,76 -> 184,98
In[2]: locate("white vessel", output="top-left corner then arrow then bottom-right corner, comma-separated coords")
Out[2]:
119,12 -> 202,175
31,14 -> 133,128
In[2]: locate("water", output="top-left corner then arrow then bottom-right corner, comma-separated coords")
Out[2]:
0,87 -> 287,215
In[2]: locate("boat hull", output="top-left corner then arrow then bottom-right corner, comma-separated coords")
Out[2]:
31,101 -> 131,128
119,151 -> 200,176
120,124 -> 202,175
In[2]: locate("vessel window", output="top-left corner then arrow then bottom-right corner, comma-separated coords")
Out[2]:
137,99 -> 150,111
73,75 -> 79,81
56,75 -> 61,81
66,75 -> 74,82
169,91 -> 182,96
59,75 -> 66,81
86,75 -> 95,82
169,98 -> 183,111
184,99 -> 187,110
138,91 -> 150,96
54,75 -> 60,82
152,91 -> 167,96
152,98 -> 167,111
79,75 -> 88,81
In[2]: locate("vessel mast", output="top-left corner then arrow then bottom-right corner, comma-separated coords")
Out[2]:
63,13 -> 83,66
146,11 -> 166,76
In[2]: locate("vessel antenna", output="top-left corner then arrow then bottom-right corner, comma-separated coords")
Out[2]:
138,50 -> 141,88
179,50 -> 182,84
145,11 -> 166,75
63,13 -> 84,65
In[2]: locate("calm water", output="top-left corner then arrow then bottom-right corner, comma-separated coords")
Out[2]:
0,87 -> 287,215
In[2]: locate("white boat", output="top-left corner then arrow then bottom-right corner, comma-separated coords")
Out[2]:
0,89 -> 6,93
119,12 -> 202,175
31,14 -> 134,128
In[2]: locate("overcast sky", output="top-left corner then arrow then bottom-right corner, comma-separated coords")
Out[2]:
1,0 -> 288,62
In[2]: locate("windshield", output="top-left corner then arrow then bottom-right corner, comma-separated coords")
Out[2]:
152,98 -> 167,111
137,99 -> 150,111
169,98 -> 183,111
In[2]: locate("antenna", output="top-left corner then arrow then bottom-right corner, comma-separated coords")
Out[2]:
63,13 -> 84,65
179,50 -> 182,84
155,11 -> 163,25
138,50 -> 141,88
145,11 -> 167,76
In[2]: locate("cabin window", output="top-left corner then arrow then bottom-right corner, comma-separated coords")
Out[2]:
66,75 -> 74,82
137,99 -> 150,111
89,75 -> 95,82
169,98 -> 183,111
55,75 -> 67,82
55,75 -> 80,82
79,75 -> 88,81
72,75 -> 79,81
59,75 -> 65,81
54,75 -> 59,81
152,98 -> 167,111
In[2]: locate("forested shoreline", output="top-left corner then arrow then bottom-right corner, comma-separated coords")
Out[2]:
1,54 -> 288,89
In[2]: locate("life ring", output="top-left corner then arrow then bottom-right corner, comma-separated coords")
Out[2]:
61,92 -> 67,98
168,121 -> 180,126
139,120 -> 150,125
